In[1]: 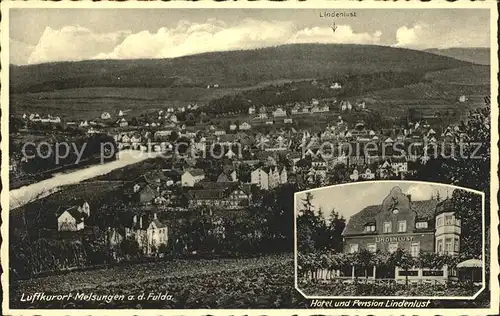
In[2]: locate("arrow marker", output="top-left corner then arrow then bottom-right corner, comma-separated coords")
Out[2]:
331,21 -> 338,33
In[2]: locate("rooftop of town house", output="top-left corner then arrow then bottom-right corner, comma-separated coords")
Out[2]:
184,168 -> 205,177
150,218 -> 168,229
57,206 -> 86,223
187,182 -> 251,200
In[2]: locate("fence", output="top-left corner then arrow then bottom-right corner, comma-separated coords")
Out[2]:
301,268 -> 448,286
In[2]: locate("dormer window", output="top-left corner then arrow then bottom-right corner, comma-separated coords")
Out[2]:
364,224 -> 376,232
416,221 -> 428,229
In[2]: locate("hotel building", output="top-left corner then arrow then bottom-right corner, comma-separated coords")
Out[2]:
341,186 -> 461,280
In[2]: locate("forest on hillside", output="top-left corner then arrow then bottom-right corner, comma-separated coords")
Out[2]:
10,44 -> 470,93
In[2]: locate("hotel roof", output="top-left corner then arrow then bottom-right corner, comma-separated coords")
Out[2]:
342,199 -> 439,236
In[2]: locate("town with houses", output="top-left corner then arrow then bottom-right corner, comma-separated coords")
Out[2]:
10,86 -> 487,258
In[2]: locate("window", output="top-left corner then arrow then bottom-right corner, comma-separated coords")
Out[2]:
350,244 -> 359,253
367,243 -> 376,253
364,225 -> 376,232
454,237 -> 460,252
389,243 -> 398,253
445,215 -> 453,225
445,238 -> 453,253
416,221 -> 428,229
383,221 -> 392,233
398,220 -> 407,232
410,242 -> 420,257
437,239 -> 444,254
437,217 -> 444,227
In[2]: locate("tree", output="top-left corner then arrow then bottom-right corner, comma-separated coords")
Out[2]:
237,163 -> 251,183
158,243 -> 168,256
417,251 -> 447,270
120,238 -> 140,260
390,248 -> 416,286
407,108 -> 423,124
412,107 -> 490,271
355,248 -> 375,280
327,209 -> 346,253
450,190 -> 483,260
296,193 -> 318,254
300,192 -> 314,215
185,113 -> 196,126
330,163 -> 347,183
168,131 -> 179,143
373,250 -> 392,278
150,244 -> 158,256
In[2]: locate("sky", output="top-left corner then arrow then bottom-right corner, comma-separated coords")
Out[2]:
295,182 -> 459,221
9,8 -> 491,65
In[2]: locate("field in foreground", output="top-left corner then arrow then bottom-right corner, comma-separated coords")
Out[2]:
10,254 -> 305,309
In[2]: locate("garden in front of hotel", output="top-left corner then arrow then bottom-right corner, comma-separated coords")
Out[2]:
297,249 -> 484,297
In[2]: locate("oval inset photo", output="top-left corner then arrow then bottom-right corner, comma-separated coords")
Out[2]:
294,181 -> 485,300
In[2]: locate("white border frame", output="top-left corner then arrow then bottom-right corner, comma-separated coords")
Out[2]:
1,1 -> 498,315
294,180 -> 486,300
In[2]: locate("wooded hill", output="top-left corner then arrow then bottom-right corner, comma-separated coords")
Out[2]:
10,44 -> 472,94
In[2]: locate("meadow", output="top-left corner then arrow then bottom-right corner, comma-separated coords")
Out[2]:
10,78 -> 314,121
10,87 -> 242,120
424,65 -> 490,84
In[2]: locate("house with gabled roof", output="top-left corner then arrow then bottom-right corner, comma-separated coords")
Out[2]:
360,168 -> 375,180
273,107 -> 287,117
250,166 -> 287,190
115,212 -> 169,256
181,169 -> 206,187
217,168 -> 238,182
57,207 -> 86,231
291,104 -> 301,115
187,182 -> 251,209
57,199 -> 91,231
239,122 -> 252,130
117,118 -> 128,127
330,82 -> 342,89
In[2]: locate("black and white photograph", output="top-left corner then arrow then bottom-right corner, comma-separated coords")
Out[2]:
295,182 -> 485,299
1,1 -> 498,314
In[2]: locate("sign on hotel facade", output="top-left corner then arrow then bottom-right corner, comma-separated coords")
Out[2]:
342,186 -> 460,257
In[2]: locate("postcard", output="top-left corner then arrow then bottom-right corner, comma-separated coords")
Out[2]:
1,1 -> 498,315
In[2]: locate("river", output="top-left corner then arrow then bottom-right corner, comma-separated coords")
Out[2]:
9,150 -> 162,209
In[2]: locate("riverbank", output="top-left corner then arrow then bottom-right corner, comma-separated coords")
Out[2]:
9,156 -> 117,191
9,150 -> 162,209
